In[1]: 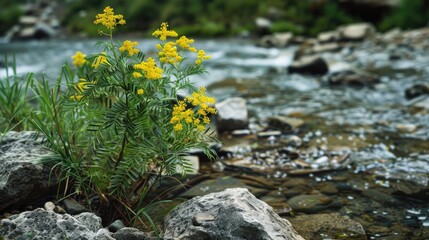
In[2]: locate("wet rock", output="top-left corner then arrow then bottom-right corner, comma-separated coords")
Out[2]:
19,16 -> 39,25
268,116 -> 304,132
396,123 -> 417,133
309,135 -> 369,152
258,32 -> 294,48
412,96 -> 429,109
316,182 -> 339,195
405,83 -> 429,100
287,213 -> 366,240
164,188 -> 304,240
391,180 -> 429,201
287,194 -> 341,213
311,43 -> 343,53
282,178 -> 308,188
283,186 -> 311,198
282,135 -> 303,148
108,219 -> 126,233
317,30 -> 340,43
215,97 -> 249,132
257,130 -> 282,138
112,227 -> 151,240
328,70 -> 379,86
361,189 -> 399,206
0,131 -> 57,212
288,56 -> 329,75
231,129 -> 251,136
63,198 -> 88,215
338,23 -> 376,41
0,208 -> 101,239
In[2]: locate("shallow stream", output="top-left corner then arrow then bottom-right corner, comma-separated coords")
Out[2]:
1,37 -> 428,239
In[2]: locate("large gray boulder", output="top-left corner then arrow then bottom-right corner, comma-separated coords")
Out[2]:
0,208 -> 110,239
163,188 -> 304,240
215,97 -> 249,132
0,131 -> 57,211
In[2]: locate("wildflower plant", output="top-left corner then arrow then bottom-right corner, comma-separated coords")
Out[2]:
30,6 -> 217,229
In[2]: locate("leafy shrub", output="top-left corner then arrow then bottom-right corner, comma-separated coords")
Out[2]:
30,6 -> 218,231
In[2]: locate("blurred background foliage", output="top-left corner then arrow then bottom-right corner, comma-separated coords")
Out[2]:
0,0 -> 428,37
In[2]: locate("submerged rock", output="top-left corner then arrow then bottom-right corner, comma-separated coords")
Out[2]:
287,194 -> 341,213
267,116 -> 305,132
328,70 -> 379,86
164,188 -> 304,239
0,131 -> 57,212
405,83 -> 429,100
288,56 -> 329,75
287,213 -> 366,240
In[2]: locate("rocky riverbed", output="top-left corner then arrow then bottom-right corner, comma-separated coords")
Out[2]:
1,24 -> 429,239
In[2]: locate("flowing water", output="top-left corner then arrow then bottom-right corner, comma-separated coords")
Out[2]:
1,37 -> 428,239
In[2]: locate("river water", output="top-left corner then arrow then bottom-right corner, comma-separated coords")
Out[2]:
1,37 -> 428,238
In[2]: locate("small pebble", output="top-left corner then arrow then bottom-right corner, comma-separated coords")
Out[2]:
44,201 -> 55,212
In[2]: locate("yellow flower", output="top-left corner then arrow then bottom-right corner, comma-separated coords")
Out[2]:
94,6 -> 126,30
133,72 -> 142,78
119,40 -> 139,56
157,42 -> 182,64
170,87 -> 216,132
71,51 -> 87,67
196,49 -> 211,65
176,36 -> 197,52
137,89 -> 144,95
92,52 -> 109,69
174,123 -> 183,131
152,22 -> 178,41
133,58 -> 163,80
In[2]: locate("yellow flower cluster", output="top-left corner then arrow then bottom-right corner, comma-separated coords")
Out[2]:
94,6 -> 126,30
137,89 -> 144,95
119,40 -> 139,56
133,58 -> 163,80
152,22 -> 178,41
170,87 -> 216,132
92,52 -> 109,69
71,51 -> 87,67
196,50 -> 211,65
156,42 -> 182,64
176,36 -> 197,52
